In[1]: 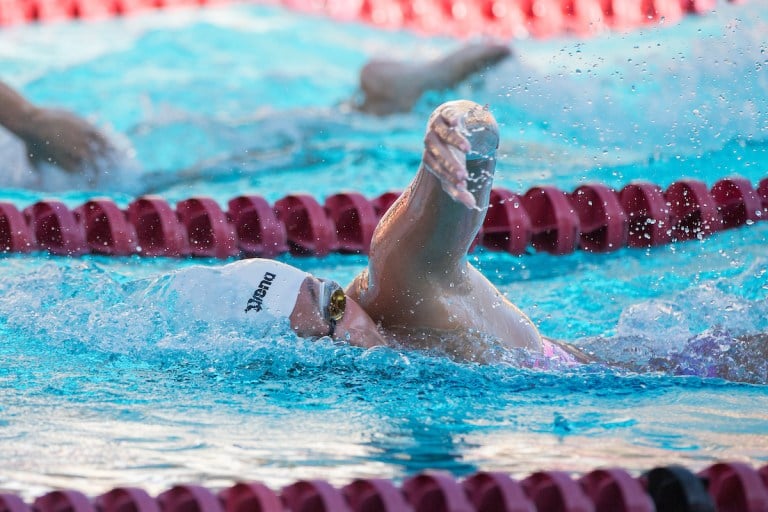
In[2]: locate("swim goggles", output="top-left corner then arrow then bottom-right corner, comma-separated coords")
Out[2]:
318,278 -> 346,337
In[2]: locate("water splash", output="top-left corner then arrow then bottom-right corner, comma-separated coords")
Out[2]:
0,124 -> 145,194
574,283 -> 768,384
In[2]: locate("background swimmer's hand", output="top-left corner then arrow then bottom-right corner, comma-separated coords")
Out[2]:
422,102 -> 477,209
18,106 -> 113,183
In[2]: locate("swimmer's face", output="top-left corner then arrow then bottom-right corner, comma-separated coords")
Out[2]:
290,276 -> 385,348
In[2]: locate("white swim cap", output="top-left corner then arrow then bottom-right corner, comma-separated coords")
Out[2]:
162,258 -> 309,324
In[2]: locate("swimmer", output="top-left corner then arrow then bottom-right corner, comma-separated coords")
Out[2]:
0,80 -> 115,184
1,43 -> 510,189
158,258 -> 386,347
158,99 -> 589,364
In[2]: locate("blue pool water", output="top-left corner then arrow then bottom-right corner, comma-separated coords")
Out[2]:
0,0 -> 767,498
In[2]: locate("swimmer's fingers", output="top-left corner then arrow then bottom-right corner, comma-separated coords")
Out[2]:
423,130 -> 467,185
424,109 -> 471,185
423,103 -> 484,209
430,109 -> 471,153
423,131 -> 477,209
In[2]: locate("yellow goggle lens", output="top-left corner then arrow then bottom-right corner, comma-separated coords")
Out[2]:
328,288 -> 346,322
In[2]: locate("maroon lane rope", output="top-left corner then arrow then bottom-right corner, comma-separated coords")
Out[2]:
1,462 -> 767,512
0,0 -> 741,40
1,176 -> 766,259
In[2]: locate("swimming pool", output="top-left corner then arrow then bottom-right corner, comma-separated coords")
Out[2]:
0,0 -> 767,500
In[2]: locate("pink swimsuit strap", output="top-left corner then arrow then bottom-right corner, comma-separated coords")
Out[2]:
538,338 -> 581,367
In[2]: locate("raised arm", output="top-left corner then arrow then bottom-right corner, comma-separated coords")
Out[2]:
368,100 -> 498,280
347,101 -> 512,329
356,44 -> 511,116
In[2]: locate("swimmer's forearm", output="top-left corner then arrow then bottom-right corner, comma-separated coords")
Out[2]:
368,100 -> 497,281
0,81 -> 38,138
417,162 -> 490,257
373,164 -> 489,270
425,44 -> 512,91
370,153 -> 495,274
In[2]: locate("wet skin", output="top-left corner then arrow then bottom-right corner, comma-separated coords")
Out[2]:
290,276 -> 385,348
345,100 -> 543,352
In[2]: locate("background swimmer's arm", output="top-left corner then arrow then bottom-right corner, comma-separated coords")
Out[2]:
355,43 -> 511,116
0,80 -> 112,178
0,81 -> 34,138
366,100 -> 499,282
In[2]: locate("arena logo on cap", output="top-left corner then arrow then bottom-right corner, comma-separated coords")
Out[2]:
245,272 -> 277,313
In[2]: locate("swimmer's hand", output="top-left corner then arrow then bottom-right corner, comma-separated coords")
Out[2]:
422,102 -> 478,210
18,106 -> 113,183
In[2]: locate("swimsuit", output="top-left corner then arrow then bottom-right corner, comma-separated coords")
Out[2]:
539,338 -> 582,367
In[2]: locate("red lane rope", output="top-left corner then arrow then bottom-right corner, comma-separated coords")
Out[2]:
1,176 -> 766,259
0,0 -> 739,39
1,461 -> 767,512
0,177 -> 768,258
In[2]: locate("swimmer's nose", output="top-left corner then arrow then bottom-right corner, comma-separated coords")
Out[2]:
449,100 -> 500,160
